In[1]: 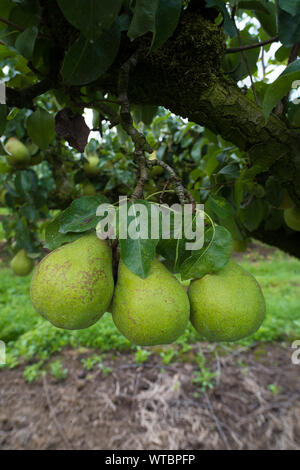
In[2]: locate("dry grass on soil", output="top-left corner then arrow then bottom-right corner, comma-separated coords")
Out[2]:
1,343 -> 300,450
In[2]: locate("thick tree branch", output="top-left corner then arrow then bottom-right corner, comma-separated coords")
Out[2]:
6,79 -> 53,108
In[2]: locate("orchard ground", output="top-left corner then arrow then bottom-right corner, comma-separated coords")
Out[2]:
0,218 -> 300,449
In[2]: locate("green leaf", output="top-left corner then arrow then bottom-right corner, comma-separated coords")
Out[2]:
236,1 -> 270,14
20,204 -> 39,223
61,22 -> 120,85
59,195 -> 109,233
278,8 -> 300,47
57,0 -> 123,40
119,237 -> 158,279
15,170 -> 38,198
118,200 -> 159,278
218,163 -> 240,178
180,226 -> 233,281
255,2 -> 277,37
150,0 -> 182,52
0,105 -> 7,136
263,59 -> 300,118
278,0 -> 300,17
26,107 -> 55,150
15,26 -> 38,59
205,0 -> 236,37
223,30 -> 260,81
208,195 -> 234,219
240,198 -> 264,231
45,213 -> 82,250
128,0 -> 157,40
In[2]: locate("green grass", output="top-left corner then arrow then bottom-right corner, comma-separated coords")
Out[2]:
0,245 -> 299,368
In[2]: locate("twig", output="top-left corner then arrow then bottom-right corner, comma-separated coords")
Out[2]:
117,49 -> 152,200
226,36 -> 279,54
42,374 -> 73,450
146,159 -> 186,205
160,180 -> 170,204
204,392 -> 231,450
0,15 -> 25,32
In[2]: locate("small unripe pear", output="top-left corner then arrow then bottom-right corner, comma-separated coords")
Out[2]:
4,137 -> 31,165
10,249 -> 34,276
284,207 -> 300,231
112,259 -> 190,346
82,182 -> 96,196
83,155 -> 100,177
188,260 -> 266,342
30,234 -> 114,330
279,190 -> 294,210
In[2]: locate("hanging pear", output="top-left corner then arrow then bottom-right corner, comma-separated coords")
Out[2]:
30,233 -> 114,330
284,207 -> 300,231
10,249 -> 34,276
112,259 -> 190,346
188,260 -> 266,342
83,155 -> 100,177
4,137 -> 31,166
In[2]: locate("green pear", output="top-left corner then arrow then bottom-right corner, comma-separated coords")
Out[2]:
112,259 -> 190,346
284,207 -> 300,231
30,233 -> 114,330
188,260 -> 266,342
82,182 -> 96,196
83,155 -> 100,178
4,137 -> 31,166
10,249 -> 34,276
279,190 -> 294,210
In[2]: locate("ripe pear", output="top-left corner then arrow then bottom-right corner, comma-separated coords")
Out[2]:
112,259 -> 190,346
284,207 -> 300,231
82,182 -> 96,196
83,155 -> 100,178
30,233 -> 114,330
4,137 -> 31,166
10,249 -> 34,276
188,260 -> 266,342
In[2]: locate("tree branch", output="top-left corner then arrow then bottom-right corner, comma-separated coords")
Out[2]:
226,36 -> 279,54
6,79 -> 53,108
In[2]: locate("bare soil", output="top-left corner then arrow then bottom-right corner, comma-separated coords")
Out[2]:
1,343 -> 299,450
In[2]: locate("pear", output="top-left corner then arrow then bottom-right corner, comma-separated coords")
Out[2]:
4,137 -> 31,166
279,190 -> 294,210
188,260 -> 266,342
10,249 -> 34,276
112,259 -> 190,346
149,150 -> 164,177
82,182 -> 96,196
30,233 -> 114,330
284,207 -> 300,231
83,155 -> 100,178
